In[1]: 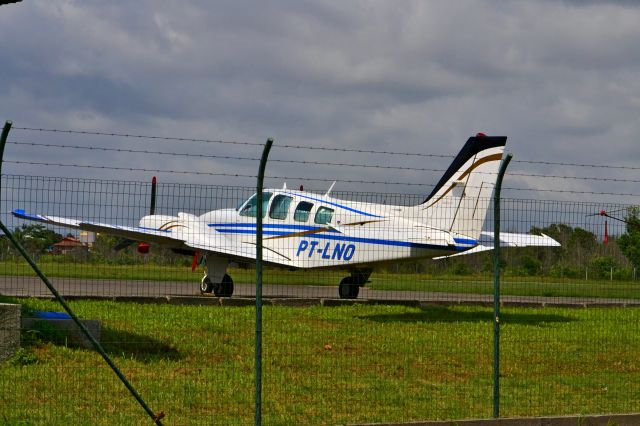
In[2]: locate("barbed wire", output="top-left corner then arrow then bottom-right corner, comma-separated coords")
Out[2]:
0,173 -> 255,191
13,126 -> 640,171
5,173 -> 640,203
6,160 -> 640,197
5,160 -> 258,179
12,127 -> 263,147
9,140 -> 640,183
7,141 -> 449,172
11,127 -> 452,159
514,159 -> 640,171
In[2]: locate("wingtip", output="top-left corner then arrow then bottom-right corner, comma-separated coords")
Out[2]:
12,209 -> 44,222
540,233 -> 562,247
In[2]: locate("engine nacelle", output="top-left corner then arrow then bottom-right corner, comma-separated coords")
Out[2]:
138,215 -> 179,230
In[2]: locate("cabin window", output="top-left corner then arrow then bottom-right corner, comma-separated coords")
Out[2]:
239,192 -> 273,218
294,201 -> 314,222
269,195 -> 292,220
314,206 -> 334,225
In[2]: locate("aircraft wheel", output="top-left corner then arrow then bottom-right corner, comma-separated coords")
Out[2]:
338,277 -> 359,299
200,275 -> 214,294
213,274 -> 234,297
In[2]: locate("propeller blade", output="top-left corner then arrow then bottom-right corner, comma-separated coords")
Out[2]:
150,176 -> 157,215
113,177 -> 157,252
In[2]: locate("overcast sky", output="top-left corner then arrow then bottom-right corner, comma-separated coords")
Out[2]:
1,0 -> 640,206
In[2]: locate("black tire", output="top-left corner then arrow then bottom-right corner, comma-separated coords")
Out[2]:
200,275 -> 214,294
213,274 -> 234,297
338,277 -> 359,299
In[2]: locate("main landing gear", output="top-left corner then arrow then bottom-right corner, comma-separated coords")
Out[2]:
338,270 -> 372,299
201,273 -> 234,297
199,255 -> 234,297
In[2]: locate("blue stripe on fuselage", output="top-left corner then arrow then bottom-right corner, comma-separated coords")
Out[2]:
453,237 -> 477,246
213,226 -> 464,251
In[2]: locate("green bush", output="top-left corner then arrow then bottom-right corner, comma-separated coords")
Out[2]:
589,256 -> 618,279
521,256 -> 542,276
8,348 -> 38,366
451,262 -> 473,276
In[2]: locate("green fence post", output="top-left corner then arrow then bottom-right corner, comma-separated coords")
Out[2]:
493,153 -> 512,418
255,138 -> 273,426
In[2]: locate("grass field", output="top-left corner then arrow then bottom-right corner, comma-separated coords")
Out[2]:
2,259 -> 640,300
1,297 -> 639,425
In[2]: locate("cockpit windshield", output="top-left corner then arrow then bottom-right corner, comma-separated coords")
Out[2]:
238,192 -> 273,218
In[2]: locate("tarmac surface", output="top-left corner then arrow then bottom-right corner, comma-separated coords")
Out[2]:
2,276 -> 640,307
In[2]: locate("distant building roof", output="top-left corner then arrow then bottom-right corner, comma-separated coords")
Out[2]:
53,237 -> 87,248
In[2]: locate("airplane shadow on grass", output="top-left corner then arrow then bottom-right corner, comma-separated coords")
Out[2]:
24,322 -> 183,363
99,327 -> 183,362
358,306 -> 577,326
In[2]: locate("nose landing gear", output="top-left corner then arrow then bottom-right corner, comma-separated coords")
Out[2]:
199,256 -> 233,297
201,273 -> 234,297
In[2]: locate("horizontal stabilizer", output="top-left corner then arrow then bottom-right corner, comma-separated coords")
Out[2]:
433,231 -> 560,259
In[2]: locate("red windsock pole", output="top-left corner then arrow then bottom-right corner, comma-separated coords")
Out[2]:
604,220 -> 609,246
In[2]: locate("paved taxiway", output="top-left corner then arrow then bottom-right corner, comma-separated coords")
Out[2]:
1,276 -> 639,307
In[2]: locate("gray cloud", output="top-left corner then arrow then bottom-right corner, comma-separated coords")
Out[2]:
0,0 -> 639,204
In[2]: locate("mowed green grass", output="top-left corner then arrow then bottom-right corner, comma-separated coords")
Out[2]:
369,274 -> 640,299
2,259 -> 640,299
1,298 -> 639,425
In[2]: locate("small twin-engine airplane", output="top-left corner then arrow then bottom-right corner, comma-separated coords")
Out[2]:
13,134 -> 559,299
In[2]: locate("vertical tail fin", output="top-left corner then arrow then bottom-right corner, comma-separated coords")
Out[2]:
415,134 -> 507,240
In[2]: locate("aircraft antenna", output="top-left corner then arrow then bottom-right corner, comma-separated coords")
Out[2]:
325,181 -> 336,196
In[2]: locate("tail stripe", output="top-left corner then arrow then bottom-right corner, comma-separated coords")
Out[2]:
423,153 -> 504,209
422,136 -> 506,204
458,153 -> 504,180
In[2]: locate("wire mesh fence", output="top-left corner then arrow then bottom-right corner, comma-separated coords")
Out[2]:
2,174 -> 640,424
2,125 -> 640,424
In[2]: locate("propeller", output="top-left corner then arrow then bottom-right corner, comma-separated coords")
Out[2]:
114,176 -> 157,253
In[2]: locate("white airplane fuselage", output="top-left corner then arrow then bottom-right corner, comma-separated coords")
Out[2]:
140,187 -> 476,270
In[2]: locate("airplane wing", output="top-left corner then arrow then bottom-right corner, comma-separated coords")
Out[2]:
433,231 -> 560,259
11,209 -> 288,264
12,209 -> 187,245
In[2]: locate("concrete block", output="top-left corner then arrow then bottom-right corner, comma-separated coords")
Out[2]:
168,296 -> 222,306
220,297 -> 256,307
265,298 -> 321,307
0,303 -> 21,363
